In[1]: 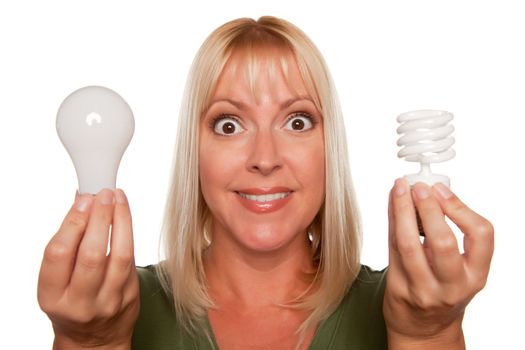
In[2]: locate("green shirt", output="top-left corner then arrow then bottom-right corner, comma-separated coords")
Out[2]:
132,264 -> 387,349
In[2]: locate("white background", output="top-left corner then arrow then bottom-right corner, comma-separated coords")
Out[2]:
1,0 -> 523,348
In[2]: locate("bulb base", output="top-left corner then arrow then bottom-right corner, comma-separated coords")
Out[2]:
404,173 -> 450,187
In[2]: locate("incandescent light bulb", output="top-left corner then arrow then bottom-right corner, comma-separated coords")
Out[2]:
56,86 -> 135,195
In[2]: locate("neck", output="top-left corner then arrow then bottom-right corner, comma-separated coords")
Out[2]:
203,229 -> 316,309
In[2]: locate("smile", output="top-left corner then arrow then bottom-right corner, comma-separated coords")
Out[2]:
235,188 -> 293,214
237,192 -> 291,202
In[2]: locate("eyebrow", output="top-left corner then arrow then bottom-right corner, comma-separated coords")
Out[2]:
206,96 -> 315,111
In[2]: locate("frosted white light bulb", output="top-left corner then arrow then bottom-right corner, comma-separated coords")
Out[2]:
56,86 -> 135,195
396,109 -> 455,187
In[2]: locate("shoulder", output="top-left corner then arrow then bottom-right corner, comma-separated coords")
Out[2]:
345,264 -> 387,321
310,265 -> 388,350
136,264 -> 163,295
136,265 -> 157,286
135,264 -> 174,310
132,265 -> 198,350
352,264 -> 388,297
342,264 -> 387,348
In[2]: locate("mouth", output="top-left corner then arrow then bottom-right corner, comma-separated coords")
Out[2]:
237,191 -> 292,202
234,188 -> 294,213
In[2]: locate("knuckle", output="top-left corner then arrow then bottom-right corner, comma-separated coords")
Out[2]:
116,205 -> 132,220
78,249 -> 106,269
100,298 -> 122,319
113,251 -> 133,269
70,307 -> 96,324
44,240 -> 70,263
471,274 -> 488,293
37,295 -> 54,314
67,299 -> 99,324
101,209 -> 113,223
475,219 -> 495,240
411,291 -> 435,310
394,200 -> 414,217
385,283 -> 406,303
441,289 -> 464,308
433,236 -> 458,255
448,197 -> 465,213
65,212 -> 89,230
397,240 -> 419,257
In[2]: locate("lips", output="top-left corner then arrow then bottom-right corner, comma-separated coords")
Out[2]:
235,187 -> 293,213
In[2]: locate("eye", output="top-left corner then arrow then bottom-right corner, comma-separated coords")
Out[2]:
284,113 -> 315,132
211,115 -> 244,136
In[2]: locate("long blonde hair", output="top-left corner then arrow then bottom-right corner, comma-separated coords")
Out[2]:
157,15 -> 362,342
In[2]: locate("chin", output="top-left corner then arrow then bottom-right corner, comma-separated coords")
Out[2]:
236,226 -> 303,253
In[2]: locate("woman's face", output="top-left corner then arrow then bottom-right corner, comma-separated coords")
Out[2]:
199,50 -> 325,253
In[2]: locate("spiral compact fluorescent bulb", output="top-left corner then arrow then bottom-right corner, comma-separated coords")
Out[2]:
56,86 -> 135,195
397,110 -> 455,236
397,109 -> 455,187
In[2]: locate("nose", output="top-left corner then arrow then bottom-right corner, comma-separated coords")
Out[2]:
246,130 -> 283,176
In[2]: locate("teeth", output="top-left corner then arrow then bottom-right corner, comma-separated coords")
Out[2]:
238,192 -> 291,202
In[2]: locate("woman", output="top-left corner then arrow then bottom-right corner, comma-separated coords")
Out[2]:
38,16 -> 494,350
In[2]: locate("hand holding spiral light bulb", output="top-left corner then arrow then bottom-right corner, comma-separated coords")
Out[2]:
384,110 -> 494,347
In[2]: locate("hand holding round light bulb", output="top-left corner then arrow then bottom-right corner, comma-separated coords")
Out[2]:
37,86 -> 139,349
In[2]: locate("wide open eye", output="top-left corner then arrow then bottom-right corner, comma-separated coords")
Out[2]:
212,115 -> 244,136
284,113 -> 315,132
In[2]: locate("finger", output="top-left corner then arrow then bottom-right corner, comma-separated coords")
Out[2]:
118,264 -> 140,316
412,183 -> 465,284
99,189 -> 135,300
386,186 -> 410,293
391,178 -> 435,287
388,187 -> 395,252
387,186 -> 402,266
69,189 -> 115,299
38,194 -> 94,301
432,183 -> 494,278
97,259 -> 138,321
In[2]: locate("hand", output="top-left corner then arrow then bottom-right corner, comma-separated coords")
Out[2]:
384,179 -> 494,349
37,189 -> 139,350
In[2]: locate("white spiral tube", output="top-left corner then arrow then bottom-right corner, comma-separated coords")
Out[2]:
396,110 -> 455,186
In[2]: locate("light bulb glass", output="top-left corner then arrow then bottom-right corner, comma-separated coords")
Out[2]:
396,109 -> 455,187
56,86 -> 135,194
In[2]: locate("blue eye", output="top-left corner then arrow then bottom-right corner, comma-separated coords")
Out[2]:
284,113 -> 314,131
212,115 -> 244,135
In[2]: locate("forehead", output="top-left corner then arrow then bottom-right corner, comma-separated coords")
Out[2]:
211,47 -> 309,105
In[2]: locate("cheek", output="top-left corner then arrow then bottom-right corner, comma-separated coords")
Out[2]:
199,149 -> 222,200
199,139 -> 244,198
283,138 -> 325,196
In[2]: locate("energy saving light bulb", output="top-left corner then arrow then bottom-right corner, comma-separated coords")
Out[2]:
56,86 -> 135,195
396,109 -> 455,187
397,109 -> 455,236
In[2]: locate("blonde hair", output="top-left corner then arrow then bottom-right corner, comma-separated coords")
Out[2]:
157,15 -> 362,344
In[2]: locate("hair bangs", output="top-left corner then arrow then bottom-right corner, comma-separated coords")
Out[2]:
203,26 -> 322,114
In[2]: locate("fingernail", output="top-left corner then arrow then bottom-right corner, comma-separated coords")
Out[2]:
413,183 -> 430,200
433,183 -> 453,199
394,178 -> 406,196
115,189 -> 127,204
74,195 -> 93,212
98,189 -> 115,205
